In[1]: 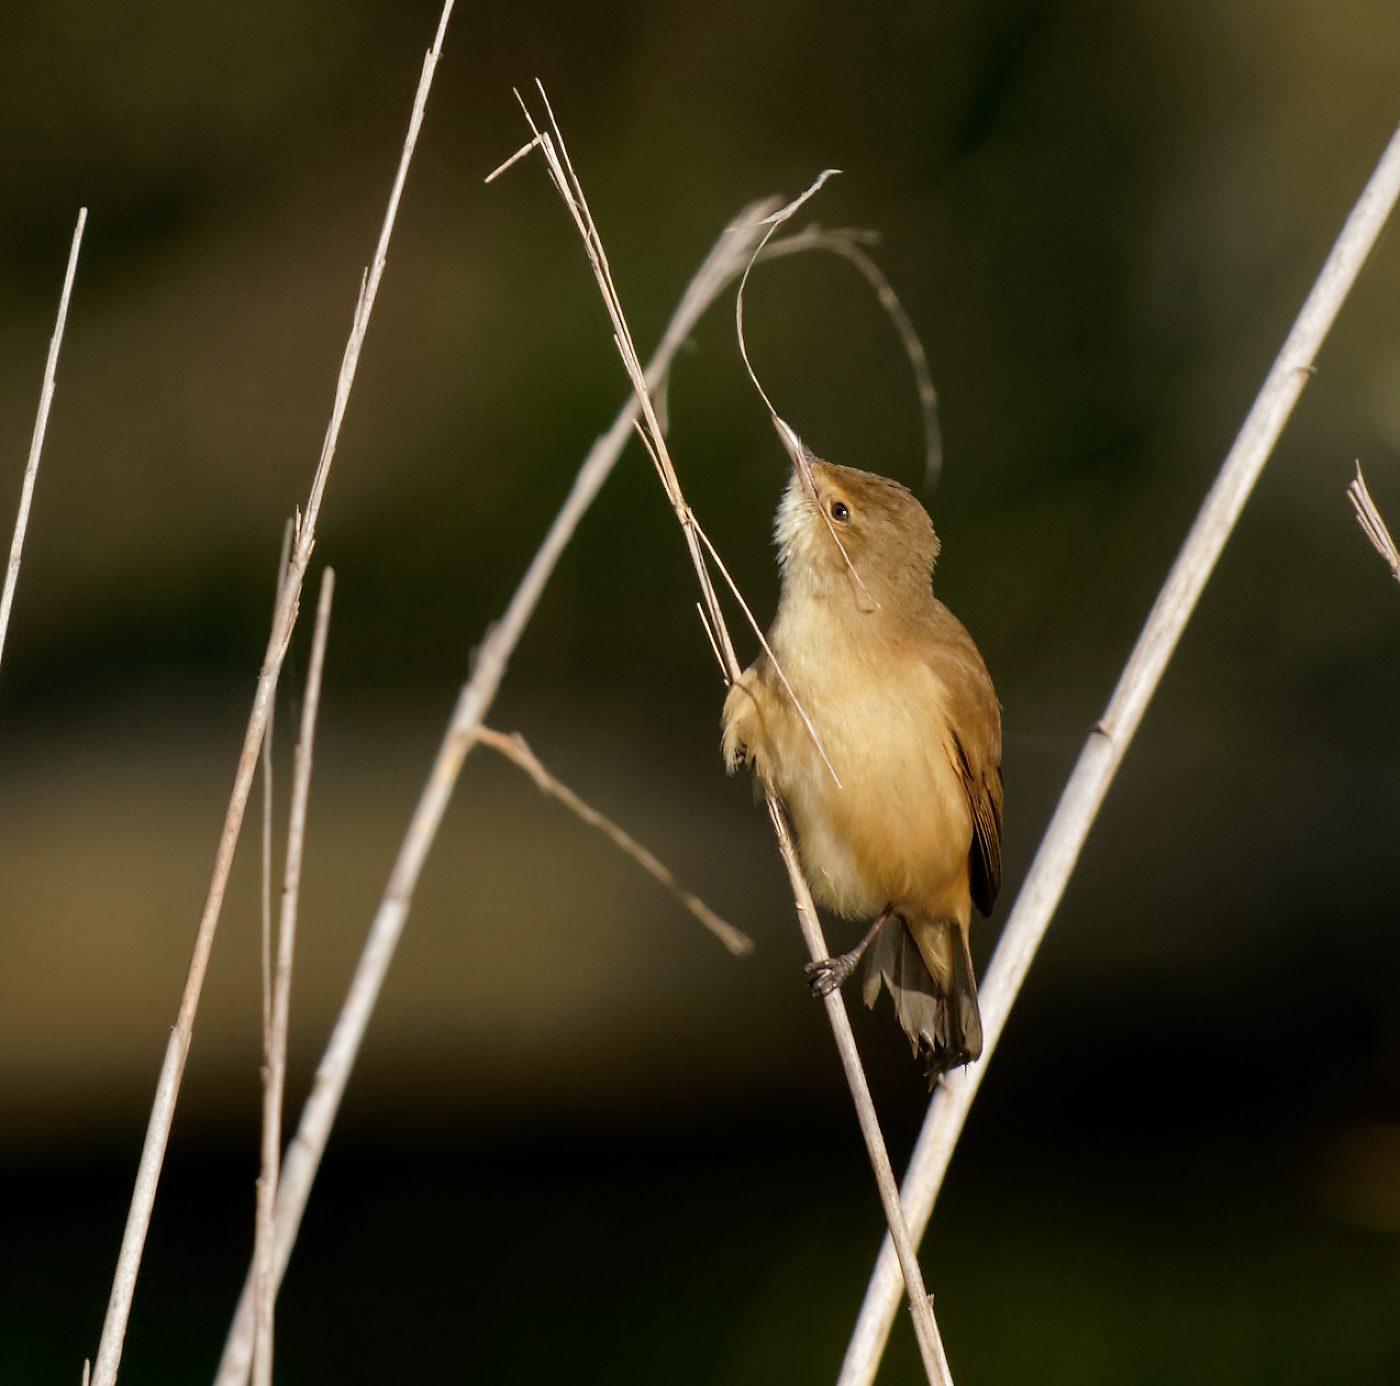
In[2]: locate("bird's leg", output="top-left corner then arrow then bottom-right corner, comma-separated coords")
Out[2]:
805,906 -> 898,998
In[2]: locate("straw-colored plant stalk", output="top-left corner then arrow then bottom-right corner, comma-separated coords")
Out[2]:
88,7 -> 458,1382
839,118 -> 1400,1386
0,209 -> 86,676
215,190 -> 842,1386
1348,463 -> 1400,585
502,87 -> 954,1383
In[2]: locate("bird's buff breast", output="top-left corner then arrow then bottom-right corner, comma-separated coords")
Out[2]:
755,627 -> 974,925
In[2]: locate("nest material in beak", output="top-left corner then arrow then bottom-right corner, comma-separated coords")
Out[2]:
772,415 -> 818,499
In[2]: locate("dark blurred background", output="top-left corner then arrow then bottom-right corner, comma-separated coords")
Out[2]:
3,2 -> 1400,1382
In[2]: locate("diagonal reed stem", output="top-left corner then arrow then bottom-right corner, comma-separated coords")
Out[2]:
0,208 -> 86,678
215,180 -> 947,1386
213,195 -> 781,1386
838,118 -> 1400,1386
474,725 -> 750,955
216,118 -> 955,1386
515,88 -> 952,1383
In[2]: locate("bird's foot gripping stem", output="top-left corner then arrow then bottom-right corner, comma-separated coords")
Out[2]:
803,906 -> 898,998
804,951 -> 861,997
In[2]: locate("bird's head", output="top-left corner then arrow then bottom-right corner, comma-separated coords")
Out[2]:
772,428 -> 940,610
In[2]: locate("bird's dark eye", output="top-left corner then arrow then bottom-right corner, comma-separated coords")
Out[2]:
830,501 -> 850,522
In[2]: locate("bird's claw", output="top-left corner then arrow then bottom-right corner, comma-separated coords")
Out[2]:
804,953 -> 856,997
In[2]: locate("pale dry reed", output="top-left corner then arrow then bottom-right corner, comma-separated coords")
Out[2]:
1348,463 -> 1400,584
839,118 -> 1400,1386
88,6 -> 458,1382
252,569 -> 335,1386
508,87 -> 953,1384
215,196 -> 788,1386
0,208 -> 86,676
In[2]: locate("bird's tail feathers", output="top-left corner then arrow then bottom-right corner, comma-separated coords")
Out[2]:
864,915 -> 982,1086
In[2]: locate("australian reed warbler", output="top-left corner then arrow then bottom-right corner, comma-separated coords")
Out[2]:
723,435 -> 1003,1083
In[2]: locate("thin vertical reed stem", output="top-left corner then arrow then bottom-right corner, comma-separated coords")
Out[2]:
252,569 -> 334,1386
89,9 -> 455,1382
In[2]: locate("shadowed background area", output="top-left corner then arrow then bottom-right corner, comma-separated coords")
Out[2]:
2,2 -> 1400,1381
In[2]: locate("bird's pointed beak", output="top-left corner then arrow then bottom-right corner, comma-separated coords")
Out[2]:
772,415 -> 818,499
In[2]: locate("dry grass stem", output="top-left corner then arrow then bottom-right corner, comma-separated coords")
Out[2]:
735,195 -> 884,618
259,523 -> 293,1049
252,528 -> 288,1386
214,195 -> 783,1386
1348,463 -> 1400,583
514,89 -> 952,1384
733,170 -> 841,423
839,118 -> 1400,1386
0,208 -> 86,677
798,231 -> 942,489
255,729 -> 275,1383
259,716 -> 275,1037
484,134 -> 544,183
252,569 -> 334,1386
690,511 -> 842,785
730,219 -> 942,488
512,86 -> 735,668
474,725 -> 751,955
695,600 -> 729,678
88,8 -> 455,1383
630,412 -> 840,783
216,124 -> 946,1386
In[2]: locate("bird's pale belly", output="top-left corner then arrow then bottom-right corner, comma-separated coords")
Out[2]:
768,663 -> 974,927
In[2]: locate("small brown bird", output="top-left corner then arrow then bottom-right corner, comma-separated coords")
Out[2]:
722,438 -> 1003,1083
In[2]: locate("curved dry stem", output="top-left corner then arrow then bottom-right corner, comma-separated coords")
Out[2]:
734,170 -> 842,423
734,183 -> 886,615
804,231 -> 942,490
746,224 -> 942,492
839,118 -> 1400,1386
